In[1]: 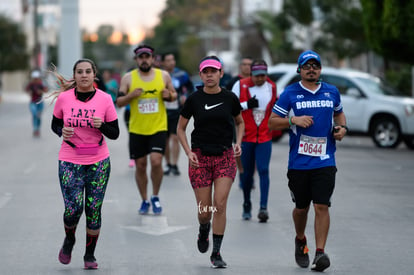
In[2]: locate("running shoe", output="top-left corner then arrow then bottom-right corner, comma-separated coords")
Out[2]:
258,208 -> 269,223
150,196 -> 162,215
295,237 -> 309,268
58,237 -> 75,265
242,202 -> 251,220
311,251 -> 330,272
197,223 -> 210,253
170,165 -> 180,176
138,200 -> 150,215
210,252 -> 227,268
163,164 -> 171,175
84,255 -> 98,269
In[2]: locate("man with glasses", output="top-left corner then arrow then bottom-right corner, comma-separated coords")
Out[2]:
268,50 -> 347,272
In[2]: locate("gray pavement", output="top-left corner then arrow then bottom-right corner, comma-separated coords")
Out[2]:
1,92 -> 414,275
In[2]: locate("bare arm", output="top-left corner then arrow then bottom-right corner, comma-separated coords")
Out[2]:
333,111 -> 347,141
177,115 -> 199,168
116,73 -> 137,107
161,70 -> 177,102
176,115 -> 191,155
268,112 -> 314,130
233,113 -> 244,157
268,112 -> 289,130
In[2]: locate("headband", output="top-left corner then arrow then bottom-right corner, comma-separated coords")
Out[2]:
199,59 -> 222,72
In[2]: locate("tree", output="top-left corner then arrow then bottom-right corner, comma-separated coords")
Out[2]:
360,0 -> 414,65
81,25 -> 131,72
144,0 -> 231,73
314,0 -> 368,59
0,15 -> 29,72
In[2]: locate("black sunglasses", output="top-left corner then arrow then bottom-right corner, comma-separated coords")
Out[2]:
301,63 -> 321,70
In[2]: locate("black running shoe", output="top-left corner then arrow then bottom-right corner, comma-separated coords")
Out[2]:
197,223 -> 210,253
311,252 -> 330,272
258,208 -> 269,223
210,252 -> 227,268
197,234 -> 209,253
163,164 -> 171,175
242,201 -> 252,220
295,237 -> 309,268
171,165 -> 180,176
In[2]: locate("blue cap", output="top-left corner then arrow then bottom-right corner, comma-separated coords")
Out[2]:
297,50 -> 321,66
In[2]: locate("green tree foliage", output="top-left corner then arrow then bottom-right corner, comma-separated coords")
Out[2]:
283,0 -> 313,25
360,0 -> 414,64
244,11 -> 295,63
314,0 -> 368,58
145,16 -> 187,57
82,25 -> 130,72
0,15 -> 29,72
145,0 -> 231,73
161,0 -> 230,30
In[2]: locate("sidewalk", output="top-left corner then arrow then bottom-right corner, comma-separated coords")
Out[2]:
0,91 -> 29,103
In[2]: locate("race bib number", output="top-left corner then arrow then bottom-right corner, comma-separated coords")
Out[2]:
165,99 -> 179,110
298,135 -> 327,157
138,98 -> 159,114
253,110 -> 265,126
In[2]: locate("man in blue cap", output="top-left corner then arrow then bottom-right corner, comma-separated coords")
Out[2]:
268,50 -> 347,272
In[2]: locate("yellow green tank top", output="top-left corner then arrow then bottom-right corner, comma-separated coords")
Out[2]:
128,68 -> 167,135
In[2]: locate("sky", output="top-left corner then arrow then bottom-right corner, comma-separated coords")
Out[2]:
79,0 -> 167,43
0,0 -> 167,44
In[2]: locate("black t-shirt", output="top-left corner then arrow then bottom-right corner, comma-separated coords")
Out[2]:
180,87 -> 242,148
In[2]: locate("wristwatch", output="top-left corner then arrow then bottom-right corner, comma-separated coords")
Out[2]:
340,125 -> 349,133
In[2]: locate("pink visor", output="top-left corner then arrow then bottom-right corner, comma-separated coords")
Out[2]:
134,47 -> 153,56
199,59 -> 222,72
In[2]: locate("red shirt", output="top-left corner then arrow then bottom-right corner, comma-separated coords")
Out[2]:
239,77 -> 277,143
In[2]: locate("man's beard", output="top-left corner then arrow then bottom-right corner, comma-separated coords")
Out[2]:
139,64 -> 152,72
304,73 -> 318,82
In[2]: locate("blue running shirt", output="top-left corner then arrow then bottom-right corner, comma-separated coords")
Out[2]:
272,82 -> 343,170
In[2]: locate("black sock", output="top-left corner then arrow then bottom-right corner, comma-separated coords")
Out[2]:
316,248 -> 324,254
64,225 -> 76,242
296,236 -> 306,244
62,225 -> 76,253
199,222 -> 210,239
84,233 -> 99,258
212,234 -> 223,254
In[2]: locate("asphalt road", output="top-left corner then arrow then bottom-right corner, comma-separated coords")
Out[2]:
0,92 -> 413,275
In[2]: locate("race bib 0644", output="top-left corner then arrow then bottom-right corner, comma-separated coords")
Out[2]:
298,135 -> 327,157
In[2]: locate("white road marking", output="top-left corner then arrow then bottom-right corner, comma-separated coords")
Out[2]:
122,215 -> 190,236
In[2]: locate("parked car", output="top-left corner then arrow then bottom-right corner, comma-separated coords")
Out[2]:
268,64 -> 414,149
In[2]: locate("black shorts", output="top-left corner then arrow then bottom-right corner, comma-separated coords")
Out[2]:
287,166 -> 337,209
166,110 -> 180,136
129,131 -> 167,159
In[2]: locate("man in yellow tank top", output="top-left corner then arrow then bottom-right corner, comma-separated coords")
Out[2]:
117,44 -> 177,215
